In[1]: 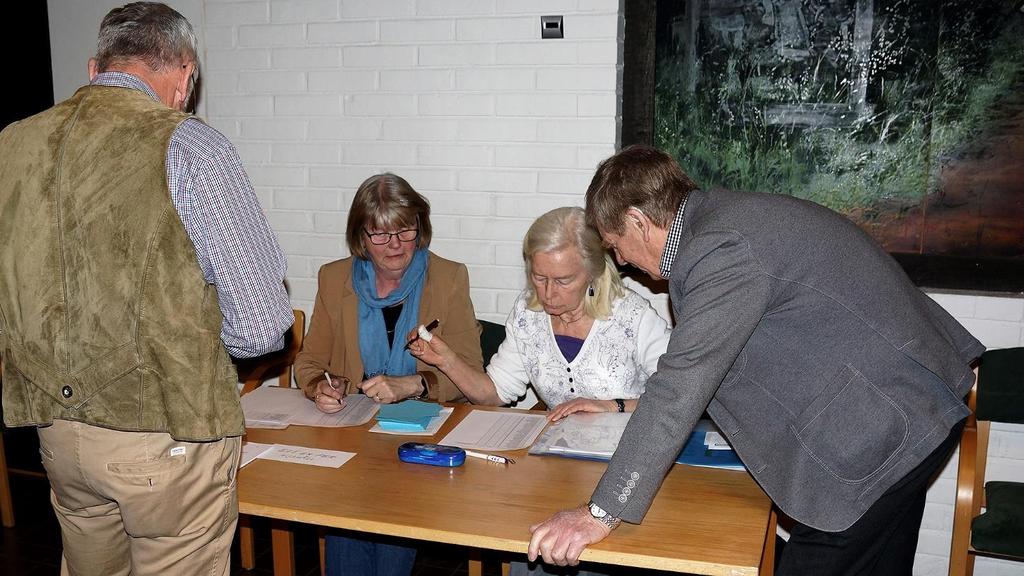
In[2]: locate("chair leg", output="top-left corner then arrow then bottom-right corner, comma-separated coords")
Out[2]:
238,515 -> 255,570
759,508 -> 777,576
319,527 -> 326,576
0,433 -> 14,527
468,548 -> 482,576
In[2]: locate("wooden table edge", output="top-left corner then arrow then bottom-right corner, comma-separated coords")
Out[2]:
239,502 -> 763,576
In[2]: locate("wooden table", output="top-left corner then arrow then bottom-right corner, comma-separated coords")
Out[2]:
238,405 -> 776,576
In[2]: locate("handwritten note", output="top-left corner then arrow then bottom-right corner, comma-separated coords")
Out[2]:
240,442 -> 356,469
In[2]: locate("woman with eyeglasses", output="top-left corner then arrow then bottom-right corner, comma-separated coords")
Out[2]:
293,173 -> 483,576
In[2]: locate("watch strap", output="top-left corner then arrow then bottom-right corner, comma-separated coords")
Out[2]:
416,374 -> 429,399
614,399 -> 625,413
587,501 -> 621,530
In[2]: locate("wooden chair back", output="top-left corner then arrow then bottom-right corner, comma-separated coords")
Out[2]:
237,309 -> 306,395
948,347 -> 1024,576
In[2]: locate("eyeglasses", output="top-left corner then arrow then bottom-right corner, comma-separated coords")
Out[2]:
181,61 -> 199,112
364,227 -> 419,245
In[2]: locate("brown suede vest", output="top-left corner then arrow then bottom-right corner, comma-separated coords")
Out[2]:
0,85 -> 243,441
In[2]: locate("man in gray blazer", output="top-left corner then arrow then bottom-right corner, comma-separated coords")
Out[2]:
528,145 -> 983,575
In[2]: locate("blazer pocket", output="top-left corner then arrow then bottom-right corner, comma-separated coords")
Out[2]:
793,365 -> 909,483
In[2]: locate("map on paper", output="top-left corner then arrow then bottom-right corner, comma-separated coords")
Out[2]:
532,412 -> 632,459
529,413 -> 745,470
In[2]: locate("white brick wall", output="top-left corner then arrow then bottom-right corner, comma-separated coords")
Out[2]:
46,2 -> 1022,574
195,1 -> 620,315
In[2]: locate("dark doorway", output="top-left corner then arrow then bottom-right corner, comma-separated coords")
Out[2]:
2,2 -> 54,130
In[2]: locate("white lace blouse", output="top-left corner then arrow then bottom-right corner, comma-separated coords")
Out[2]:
487,289 -> 671,407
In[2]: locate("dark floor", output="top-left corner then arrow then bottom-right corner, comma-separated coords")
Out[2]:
0,473 -> 534,576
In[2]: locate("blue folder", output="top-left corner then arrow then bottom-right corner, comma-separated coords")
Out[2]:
675,421 -> 745,470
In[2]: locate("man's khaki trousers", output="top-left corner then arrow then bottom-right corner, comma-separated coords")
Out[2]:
37,419 -> 241,576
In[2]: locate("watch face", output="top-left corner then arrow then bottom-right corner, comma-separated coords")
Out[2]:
589,502 -> 607,518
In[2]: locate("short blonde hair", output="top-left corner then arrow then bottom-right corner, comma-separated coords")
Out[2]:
523,207 -> 624,320
346,173 -> 432,259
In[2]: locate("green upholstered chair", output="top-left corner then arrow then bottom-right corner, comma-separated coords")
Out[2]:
478,319 -> 505,369
948,347 -> 1024,576
478,318 -> 545,411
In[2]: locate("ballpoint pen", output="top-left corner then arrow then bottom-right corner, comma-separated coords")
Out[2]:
464,450 -> 515,465
324,371 -> 344,402
404,318 -> 440,350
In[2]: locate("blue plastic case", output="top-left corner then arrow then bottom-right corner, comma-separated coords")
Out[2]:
397,442 -> 466,467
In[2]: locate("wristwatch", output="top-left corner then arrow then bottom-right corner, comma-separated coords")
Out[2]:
416,375 -> 430,399
587,501 -> 622,530
614,399 -> 625,413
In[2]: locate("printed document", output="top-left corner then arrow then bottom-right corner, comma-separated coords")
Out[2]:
241,386 -> 378,428
439,410 -> 548,451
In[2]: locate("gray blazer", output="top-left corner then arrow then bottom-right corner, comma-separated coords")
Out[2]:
592,189 -> 983,532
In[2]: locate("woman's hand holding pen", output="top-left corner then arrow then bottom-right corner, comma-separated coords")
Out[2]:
313,372 -> 347,414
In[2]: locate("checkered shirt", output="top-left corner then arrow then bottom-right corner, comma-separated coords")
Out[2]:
91,72 -> 293,358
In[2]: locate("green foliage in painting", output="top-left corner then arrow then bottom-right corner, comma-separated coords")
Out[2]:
654,0 -> 1024,217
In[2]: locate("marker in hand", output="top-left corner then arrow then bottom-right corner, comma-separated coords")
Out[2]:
405,318 -> 440,350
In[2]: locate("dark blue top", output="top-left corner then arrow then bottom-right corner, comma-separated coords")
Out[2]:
554,334 -> 585,363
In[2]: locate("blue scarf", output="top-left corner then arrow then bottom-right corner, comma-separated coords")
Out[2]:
352,249 -> 428,378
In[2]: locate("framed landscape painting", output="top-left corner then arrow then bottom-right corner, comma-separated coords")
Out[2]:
625,0 -> 1024,292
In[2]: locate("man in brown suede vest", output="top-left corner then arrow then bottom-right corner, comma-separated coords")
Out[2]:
0,3 -> 293,574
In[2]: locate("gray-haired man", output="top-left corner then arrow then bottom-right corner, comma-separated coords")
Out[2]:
528,145 -> 982,575
0,3 -> 292,574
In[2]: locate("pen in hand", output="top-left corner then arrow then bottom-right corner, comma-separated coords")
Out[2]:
404,318 -> 440,350
324,371 -> 344,403
464,450 -> 515,465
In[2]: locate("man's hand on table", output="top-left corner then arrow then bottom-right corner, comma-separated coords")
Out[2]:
527,505 -> 613,566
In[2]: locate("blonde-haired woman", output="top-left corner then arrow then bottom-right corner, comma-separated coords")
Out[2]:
411,207 -> 670,420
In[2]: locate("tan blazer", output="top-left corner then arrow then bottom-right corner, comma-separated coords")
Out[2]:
295,251 -> 482,403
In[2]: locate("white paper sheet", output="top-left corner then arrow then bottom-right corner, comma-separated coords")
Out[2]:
439,410 -> 548,451
240,441 -> 275,469
256,445 -> 356,468
369,406 -> 454,436
288,393 -> 379,428
703,430 -> 732,450
241,387 -> 379,429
